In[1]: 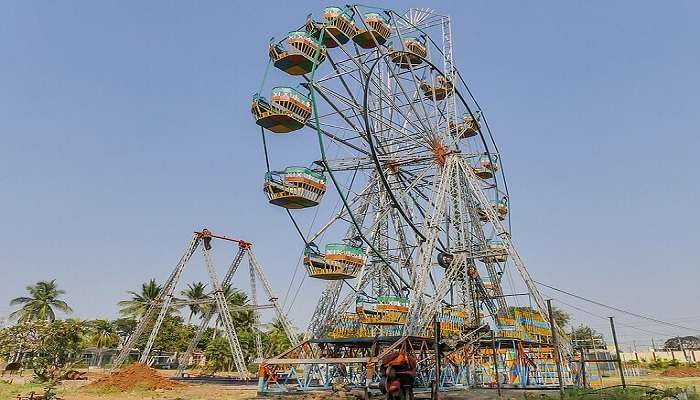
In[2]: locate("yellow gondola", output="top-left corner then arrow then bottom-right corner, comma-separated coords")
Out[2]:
449,112 -> 481,139
484,240 -> 508,263
420,76 -> 453,101
263,166 -> 326,208
435,307 -> 468,336
480,153 -> 499,171
306,7 -> 356,48
328,313 -> 373,338
356,295 -> 409,325
482,276 -> 494,291
269,31 -> 326,76
304,242 -> 365,280
389,37 -> 427,68
472,153 -> 499,179
497,197 -> 509,217
477,201 -> 507,222
252,87 -> 312,133
352,12 -> 391,49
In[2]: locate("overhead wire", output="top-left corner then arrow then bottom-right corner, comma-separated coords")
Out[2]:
536,280 -> 699,333
545,293 -> 677,338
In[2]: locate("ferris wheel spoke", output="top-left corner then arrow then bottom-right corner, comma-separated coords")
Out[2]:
323,156 -> 375,171
306,175 -> 377,246
365,71 -> 434,144
308,82 -> 367,138
306,121 -> 370,156
394,169 -> 450,254
383,51 -> 438,141
369,38 -> 434,140
404,156 -> 457,331
359,165 -> 430,248
418,252 -> 467,326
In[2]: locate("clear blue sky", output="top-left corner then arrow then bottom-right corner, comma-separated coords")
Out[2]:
1,1 -> 698,349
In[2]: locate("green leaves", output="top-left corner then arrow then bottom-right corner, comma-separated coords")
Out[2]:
0,320 -> 87,382
117,279 -> 162,319
179,282 -> 209,323
8,280 -> 73,323
87,319 -> 119,349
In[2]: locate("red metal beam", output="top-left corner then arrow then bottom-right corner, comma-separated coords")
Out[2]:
194,230 -> 252,249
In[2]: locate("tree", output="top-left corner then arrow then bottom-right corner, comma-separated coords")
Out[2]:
117,279 -> 162,318
0,319 -> 87,381
87,320 -> 119,367
263,317 -> 293,358
204,336 -> 232,373
179,282 -> 209,323
148,315 -> 195,353
506,305 -> 570,328
222,284 -> 254,328
571,324 -> 606,349
9,280 -> 73,322
551,306 -> 570,328
664,336 -> 700,351
112,317 -> 136,345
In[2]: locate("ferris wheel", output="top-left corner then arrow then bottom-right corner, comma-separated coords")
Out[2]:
251,6 -> 549,340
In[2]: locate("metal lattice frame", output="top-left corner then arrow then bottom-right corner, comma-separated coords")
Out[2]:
111,231 -> 298,379
258,5 -> 564,356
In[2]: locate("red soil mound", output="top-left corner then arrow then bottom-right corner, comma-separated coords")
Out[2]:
660,366 -> 700,377
85,363 -> 183,391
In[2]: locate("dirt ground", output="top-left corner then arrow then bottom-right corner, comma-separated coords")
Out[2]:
2,369 -> 699,399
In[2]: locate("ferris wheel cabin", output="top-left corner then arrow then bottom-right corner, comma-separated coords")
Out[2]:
473,154 -> 499,179
328,313 -> 372,338
352,13 -> 391,49
497,197 -> 509,217
263,166 -> 326,209
436,307 -> 468,336
477,199 -> 508,222
269,31 -> 327,76
420,76 -> 454,101
482,276 -> 494,292
389,37 -> 427,68
486,239 -> 508,263
252,87 -> 312,133
306,7 -> 357,48
450,113 -> 481,139
356,295 -> 409,325
323,243 -> 366,277
304,243 -> 366,280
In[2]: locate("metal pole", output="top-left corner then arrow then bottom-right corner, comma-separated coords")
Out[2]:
608,317 -> 626,388
490,330 -> 502,398
546,299 -> 565,400
680,338 -> 688,363
433,317 -> 441,400
580,348 -> 587,388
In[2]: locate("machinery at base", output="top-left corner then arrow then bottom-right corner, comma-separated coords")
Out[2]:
380,351 -> 418,400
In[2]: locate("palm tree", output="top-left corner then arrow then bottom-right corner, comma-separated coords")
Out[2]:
9,280 -> 73,322
222,284 -> 254,328
209,284 -> 253,341
179,282 -> 209,323
263,317 -> 293,358
88,320 -> 119,368
117,279 -> 162,318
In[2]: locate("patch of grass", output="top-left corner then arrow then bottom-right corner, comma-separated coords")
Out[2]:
0,382 -> 46,399
526,386 -> 699,400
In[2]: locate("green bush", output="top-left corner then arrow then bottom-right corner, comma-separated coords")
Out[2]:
648,359 -> 669,370
526,387 -> 699,400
